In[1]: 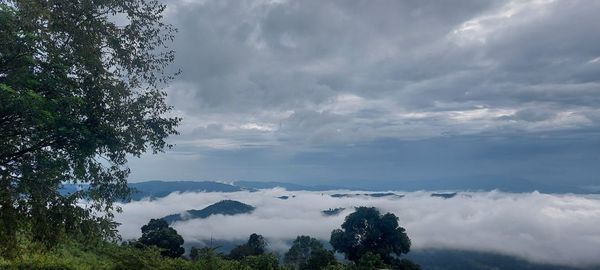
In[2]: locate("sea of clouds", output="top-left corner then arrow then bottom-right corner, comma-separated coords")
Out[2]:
114,189 -> 600,267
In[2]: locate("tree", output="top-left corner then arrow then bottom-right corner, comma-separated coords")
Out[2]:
190,246 -> 223,270
284,235 -> 336,270
330,207 -> 412,265
229,233 -> 267,260
247,233 -> 267,254
305,248 -> 337,270
138,219 -> 184,258
0,0 -> 178,257
355,252 -> 388,270
240,254 -> 280,270
190,246 -> 221,261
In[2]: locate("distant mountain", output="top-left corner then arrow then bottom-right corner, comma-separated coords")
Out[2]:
337,176 -> 595,194
234,181 -> 343,191
322,207 -> 345,216
60,180 -> 252,201
60,177 -> 596,202
330,192 -> 403,198
59,183 -> 83,196
129,181 -> 249,200
161,200 -> 255,224
431,192 -> 458,199
407,249 -> 594,270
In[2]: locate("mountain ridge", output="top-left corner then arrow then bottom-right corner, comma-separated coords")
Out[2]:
161,200 -> 255,224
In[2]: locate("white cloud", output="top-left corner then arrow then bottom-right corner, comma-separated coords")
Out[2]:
239,122 -> 277,132
115,189 -> 600,267
449,0 -> 557,46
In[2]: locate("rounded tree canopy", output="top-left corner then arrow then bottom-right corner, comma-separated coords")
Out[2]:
139,219 -> 184,258
330,207 -> 411,264
0,0 -> 179,256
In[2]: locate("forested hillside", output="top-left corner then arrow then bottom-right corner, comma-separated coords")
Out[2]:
161,200 -> 255,223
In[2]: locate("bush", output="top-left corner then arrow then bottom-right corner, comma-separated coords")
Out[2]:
0,240 -> 196,270
1,253 -> 78,270
241,254 -> 280,270
108,245 -> 196,270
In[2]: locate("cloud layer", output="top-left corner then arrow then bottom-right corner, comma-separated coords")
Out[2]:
128,0 -> 600,187
160,0 -> 600,147
115,189 -> 600,267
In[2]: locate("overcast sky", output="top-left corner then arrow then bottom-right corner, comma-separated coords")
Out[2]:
129,0 -> 600,189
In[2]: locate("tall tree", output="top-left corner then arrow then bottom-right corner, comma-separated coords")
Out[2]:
229,233 -> 267,260
138,219 -> 184,258
284,235 -> 336,270
0,0 -> 178,257
330,207 -> 412,266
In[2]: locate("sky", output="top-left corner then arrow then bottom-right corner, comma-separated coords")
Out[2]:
129,0 -> 600,189
115,190 -> 600,267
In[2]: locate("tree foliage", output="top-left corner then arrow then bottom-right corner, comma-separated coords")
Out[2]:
284,235 -> 336,270
138,219 -> 184,258
190,246 -> 221,262
0,221 -> 420,270
241,254 -> 280,270
229,233 -> 267,260
0,0 -> 179,257
330,207 -> 412,265
355,252 -> 388,270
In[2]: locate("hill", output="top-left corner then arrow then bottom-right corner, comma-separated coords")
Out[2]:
129,181 -> 250,200
161,200 -> 255,224
330,192 -> 403,198
407,249 -> 594,270
234,180 -> 343,191
60,181 -> 250,201
322,208 -> 346,216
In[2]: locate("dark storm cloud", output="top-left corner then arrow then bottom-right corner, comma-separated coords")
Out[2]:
129,0 -> 600,186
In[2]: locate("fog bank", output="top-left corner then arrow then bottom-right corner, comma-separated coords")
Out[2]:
115,189 -> 600,267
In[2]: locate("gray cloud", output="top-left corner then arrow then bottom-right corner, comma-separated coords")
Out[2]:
115,190 -> 600,267
158,0 -> 600,147
129,0 -> 600,186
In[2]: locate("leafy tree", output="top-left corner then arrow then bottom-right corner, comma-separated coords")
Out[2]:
321,264 -> 346,270
190,246 -> 225,270
229,245 -> 254,261
190,246 -> 220,261
240,254 -> 280,270
0,0 -> 178,257
138,219 -> 184,258
330,207 -> 412,265
229,233 -> 267,260
305,248 -> 337,270
247,233 -> 267,254
355,252 -> 387,270
284,235 -> 336,270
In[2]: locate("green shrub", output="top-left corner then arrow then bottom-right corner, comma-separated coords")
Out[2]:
0,241 -> 198,270
240,254 -> 280,270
